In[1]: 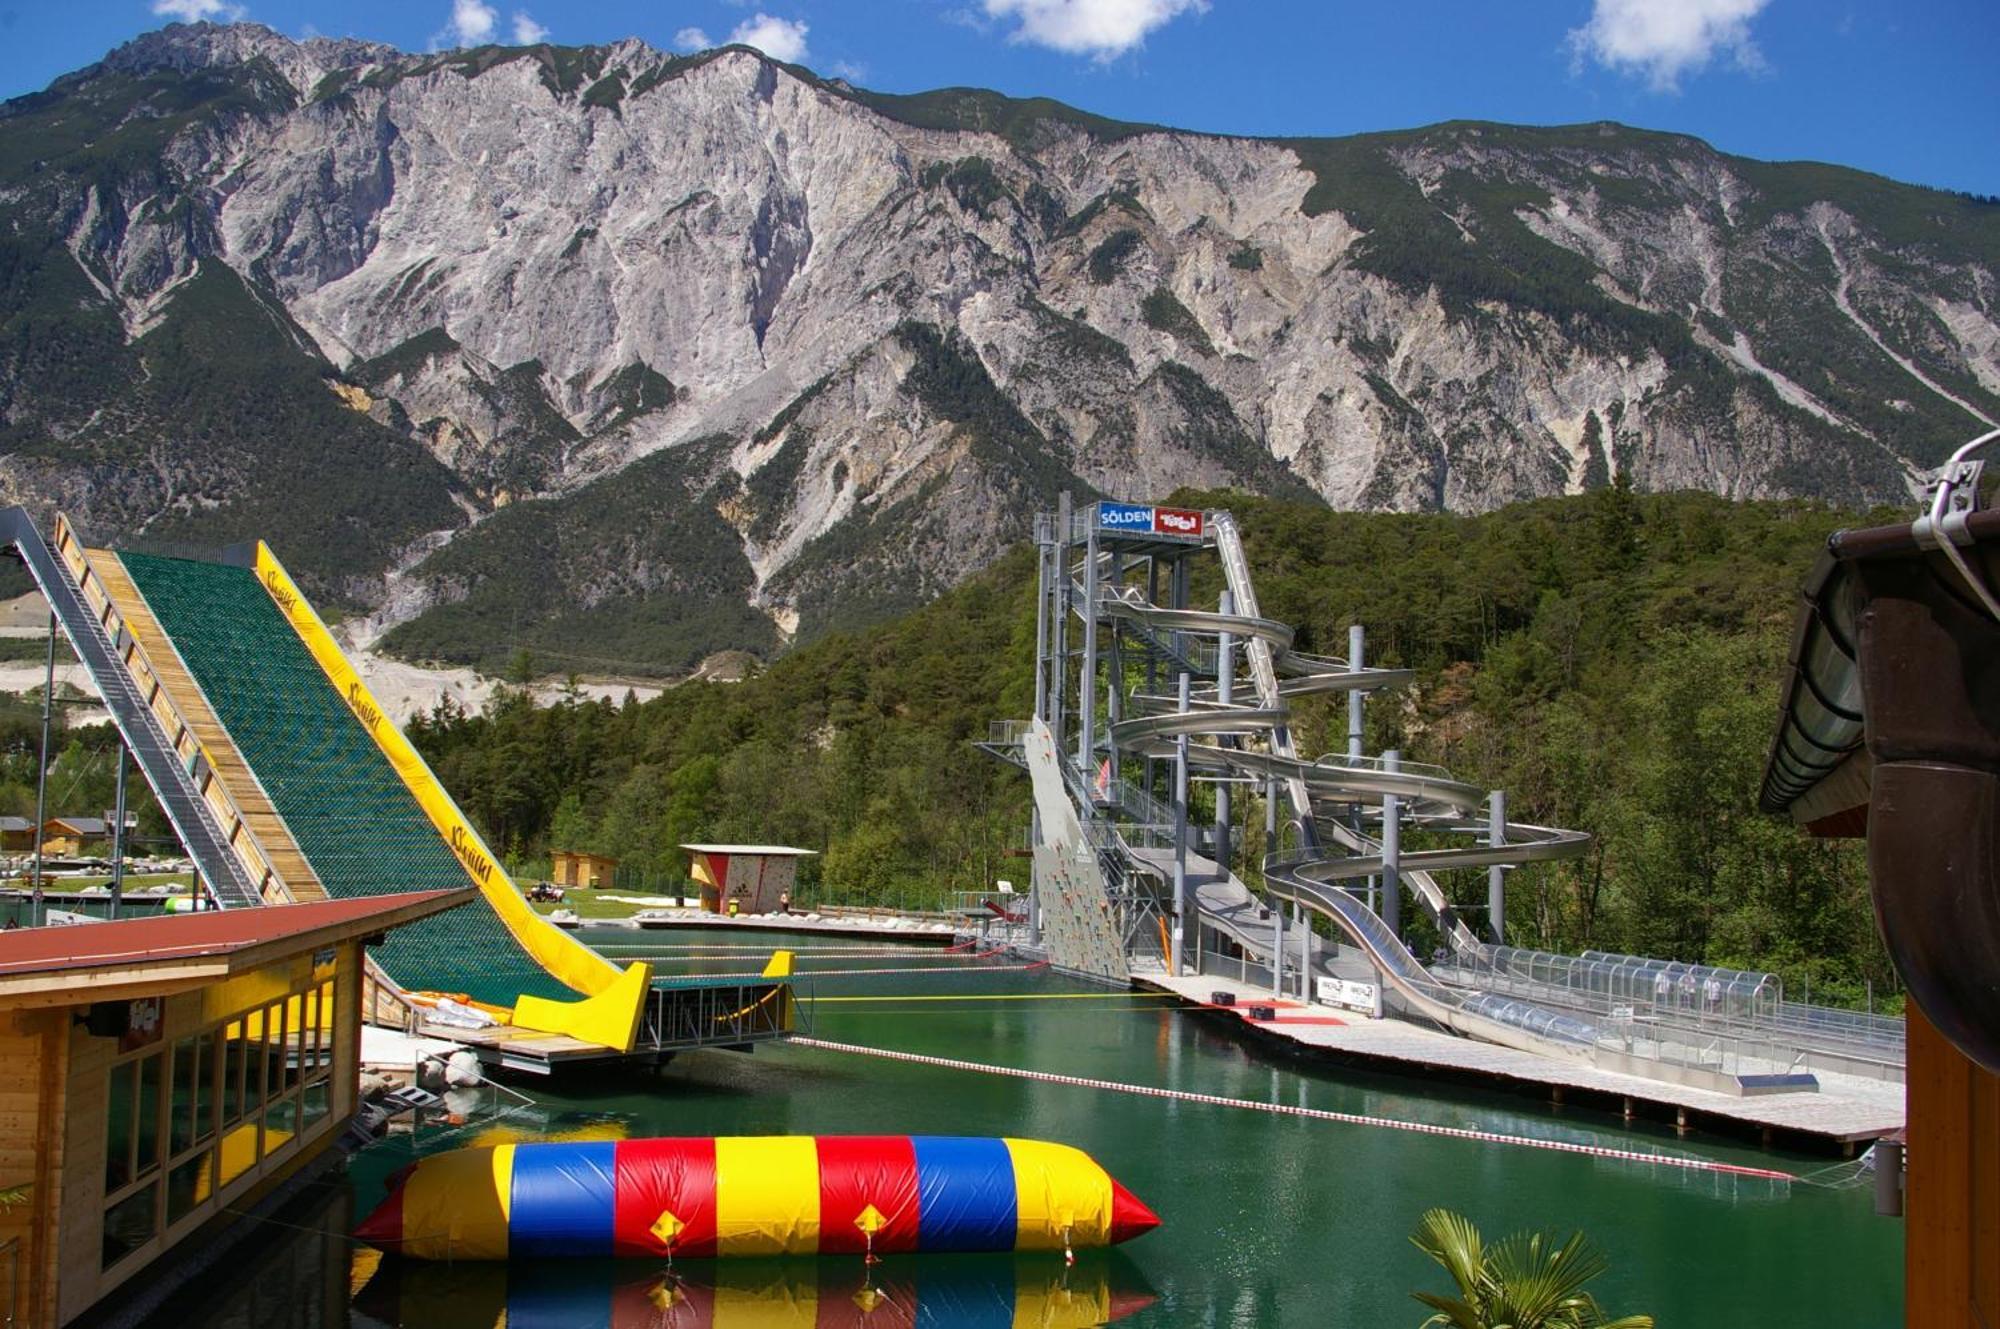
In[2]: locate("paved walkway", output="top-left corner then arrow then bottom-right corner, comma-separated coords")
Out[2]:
1141,972 -> 1904,1148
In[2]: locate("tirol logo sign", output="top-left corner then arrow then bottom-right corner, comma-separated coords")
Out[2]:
1152,506 -> 1204,537
1096,501 -> 1155,531
263,569 -> 299,614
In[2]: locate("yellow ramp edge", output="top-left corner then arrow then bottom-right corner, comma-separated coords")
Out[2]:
250,542 -> 651,1051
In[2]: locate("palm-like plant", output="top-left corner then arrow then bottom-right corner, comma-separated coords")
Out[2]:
1410,1208 -> 1655,1329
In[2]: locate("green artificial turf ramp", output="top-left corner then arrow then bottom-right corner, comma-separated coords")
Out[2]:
118,551 -> 573,1006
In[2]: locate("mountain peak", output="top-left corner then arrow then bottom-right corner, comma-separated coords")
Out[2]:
0,24 -> 1994,671
97,21 -> 397,97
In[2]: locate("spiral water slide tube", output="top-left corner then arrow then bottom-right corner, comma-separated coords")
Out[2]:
1092,515 -> 1602,1060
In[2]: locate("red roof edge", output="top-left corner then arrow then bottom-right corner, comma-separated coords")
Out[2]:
0,888 -> 473,981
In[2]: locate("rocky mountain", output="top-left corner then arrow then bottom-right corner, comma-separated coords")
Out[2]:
3,23 -> 1996,674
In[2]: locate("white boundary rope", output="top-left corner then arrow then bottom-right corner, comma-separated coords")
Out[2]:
791,1037 -> 1798,1184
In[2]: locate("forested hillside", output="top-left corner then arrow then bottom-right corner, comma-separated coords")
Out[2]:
406,488 -> 1899,1008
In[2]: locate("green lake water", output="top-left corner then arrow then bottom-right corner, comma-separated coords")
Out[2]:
165,928 -> 1902,1327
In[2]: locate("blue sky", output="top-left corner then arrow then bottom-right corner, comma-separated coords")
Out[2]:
2,1 -> 1994,195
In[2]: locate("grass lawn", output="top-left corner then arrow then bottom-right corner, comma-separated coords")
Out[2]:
1,872 -> 195,892
522,886 -> 688,920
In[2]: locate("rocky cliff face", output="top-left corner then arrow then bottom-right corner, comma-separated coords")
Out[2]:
3,23 -> 1996,673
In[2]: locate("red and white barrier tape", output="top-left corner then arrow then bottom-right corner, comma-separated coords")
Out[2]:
790,1037 -> 1798,1183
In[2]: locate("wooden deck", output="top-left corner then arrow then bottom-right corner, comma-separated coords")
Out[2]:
623,908 -> 960,945
417,975 -> 799,1074
1139,972 -> 1905,1152
412,1019 -> 649,1072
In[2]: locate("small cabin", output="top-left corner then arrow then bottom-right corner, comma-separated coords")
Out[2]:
681,844 -> 816,914
550,849 -> 618,889
0,817 -> 32,854
0,887 -> 470,1328
37,817 -> 109,858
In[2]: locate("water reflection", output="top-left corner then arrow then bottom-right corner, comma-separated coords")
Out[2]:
353,1252 -> 1157,1328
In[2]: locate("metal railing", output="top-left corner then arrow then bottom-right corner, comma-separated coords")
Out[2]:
3,510 -> 263,908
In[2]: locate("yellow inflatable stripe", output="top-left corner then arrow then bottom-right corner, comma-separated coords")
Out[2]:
251,544 -> 651,1051
1003,1138 -> 1113,1252
1013,1271 -> 1117,1329
402,1143 -> 514,1260
713,1136 -> 821,1256
712,1280 -> 822,1328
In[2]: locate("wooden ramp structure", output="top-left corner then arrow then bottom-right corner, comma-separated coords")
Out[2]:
7,508 -> 791,1073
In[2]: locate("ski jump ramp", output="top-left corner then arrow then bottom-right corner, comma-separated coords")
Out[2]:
2,508 -> 787,1064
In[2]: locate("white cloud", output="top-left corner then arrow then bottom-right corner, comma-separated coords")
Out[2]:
444,0 -> 497,46
152,0 -> 249,21
980,0 -> 1204,62
1567,0 -> 1773,92
830,59 -> 868,82
511,11 -> 548,43
673,26 -> 714,52
726,13 -> 810,63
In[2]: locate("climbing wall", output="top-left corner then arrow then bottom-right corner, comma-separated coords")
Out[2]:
1022,719 -> 1130,982
1032,844 -> 1130,981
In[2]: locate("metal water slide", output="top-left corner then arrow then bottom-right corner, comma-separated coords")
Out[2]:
1076,521 -> 1605,1060
0,509 -> 263,908
1100,674 -> 1601,1055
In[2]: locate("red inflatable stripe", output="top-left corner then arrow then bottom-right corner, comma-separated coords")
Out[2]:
815,1135 -> 921,1254
611,1138 -> 719,1257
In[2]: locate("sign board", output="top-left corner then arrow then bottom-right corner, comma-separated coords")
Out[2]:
1095,501 -> 1156,533
1094,502 -> 1207,540
1315,976 -> 1381,1017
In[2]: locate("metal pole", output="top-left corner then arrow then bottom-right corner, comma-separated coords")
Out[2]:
30,611 -> 55,926
1213,590 -> 1234,874
110,748 -> 128,920
1272,887 -> 1285,999
1106,554 -> 1124,787
1873,1138 -> 1904,1217
1346,624 -> 1365,762
1077,528 -> 1101,774
1145,558 -> 1159,695
1172,671 -> 1192,975
1032,536 -> 1051,723
1381,749 -> 1401,941
1487,789 -> 1507,945
1050,493 -> 1071,755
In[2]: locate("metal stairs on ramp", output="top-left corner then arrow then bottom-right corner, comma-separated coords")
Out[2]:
0,509 -> 263,908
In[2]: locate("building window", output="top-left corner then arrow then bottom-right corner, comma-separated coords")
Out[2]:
101,970 -> 343,1274
100,1184 -> 155,1271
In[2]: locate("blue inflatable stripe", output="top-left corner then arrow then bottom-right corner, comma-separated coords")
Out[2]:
912,1266 -> 1016,1329
911,1136 -> 1018,1253
508,1141 -> 616,1257
505,1273 -> 612,1329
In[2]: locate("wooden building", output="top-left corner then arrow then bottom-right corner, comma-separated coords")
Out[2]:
0,817 -> 33,854
36,818 -> 108,858
1760,499 -> 2000,1326
682,844 -> 816,914
0,888 -> 470,1329
549,849 -> 618,890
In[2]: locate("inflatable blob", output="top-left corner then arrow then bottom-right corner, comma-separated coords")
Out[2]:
352,1254 -> 1158,1328
356,1136 -> 1159,1260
